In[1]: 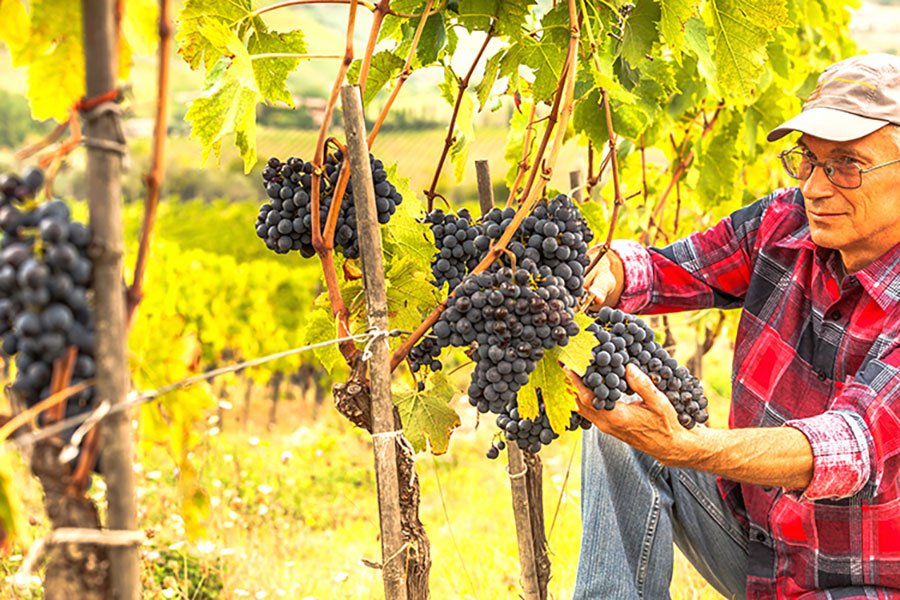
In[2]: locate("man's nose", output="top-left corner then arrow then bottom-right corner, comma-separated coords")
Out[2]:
800,164 -> 834,200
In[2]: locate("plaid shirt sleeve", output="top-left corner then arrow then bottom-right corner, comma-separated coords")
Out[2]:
610,191 -> 785,315
786,349 -> 900,501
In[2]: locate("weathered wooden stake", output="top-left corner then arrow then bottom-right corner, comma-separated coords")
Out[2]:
570,169 -> 584,202
341,84 -> 409,600
474,160 -> 549,600
83,0 -> 140,597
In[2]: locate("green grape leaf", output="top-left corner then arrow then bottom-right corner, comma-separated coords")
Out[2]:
578,200 -> 609,241
10,0 -> 86,122
177,462 -> 211,541
27,35 -> 83,122
382,165 -> 435,270
347,51 -> 405,107
703,0 -> 789,103
185,19 -> 260,172
744,81 -> 796,159
394,372 -> 461,454
0,0 -> 32,64
438,62 -> 458,105
247,29 -> 307,107
502,99 -> 541,189
695,110 -> 742,206
417,12 -> 447,65
437,64 -> 475,182
475,51 -> 503,110
175,0 -> 255,71
122,0 -> 160,56
558,313 -> 599,375
659,0 -> 698,60
386,255 -> 442,332
621,0 -> 661,64
378,13 -> 405,43
518,346 -> 577,434
518,4 -> 570,103
302,308 -> 347,379
683,17 -> 715,82
455,0 -> 537,37
573,87 -> 605,150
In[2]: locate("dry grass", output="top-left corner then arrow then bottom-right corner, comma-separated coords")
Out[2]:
2,355 -> 730,598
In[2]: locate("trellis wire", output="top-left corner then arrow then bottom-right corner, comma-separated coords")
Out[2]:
5,328 -> 406,454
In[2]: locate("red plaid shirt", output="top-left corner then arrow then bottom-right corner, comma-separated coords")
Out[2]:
612,187 -> 900,599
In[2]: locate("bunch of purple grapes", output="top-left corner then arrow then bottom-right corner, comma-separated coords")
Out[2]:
583,307 -> 709,428
0,168 -> 97,424
411,195 -> 595,456
255,152 -> 402,258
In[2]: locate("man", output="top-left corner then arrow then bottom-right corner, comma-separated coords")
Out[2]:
571,53 -> 900,599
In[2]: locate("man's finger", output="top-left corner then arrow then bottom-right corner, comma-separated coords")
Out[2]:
625,363 -> 667,411
565,368 -> 592,400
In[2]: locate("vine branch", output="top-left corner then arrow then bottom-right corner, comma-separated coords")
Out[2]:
506,103 -> 538,207
423,28 -> 494,212
640,104 -> 722,246
367,0 -> 436,147
127,0 -> 172,328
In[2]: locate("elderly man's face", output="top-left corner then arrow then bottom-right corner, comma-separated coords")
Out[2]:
800,126 -> 900,272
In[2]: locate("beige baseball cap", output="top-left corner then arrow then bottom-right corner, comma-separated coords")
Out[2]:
767,53 -> 900,143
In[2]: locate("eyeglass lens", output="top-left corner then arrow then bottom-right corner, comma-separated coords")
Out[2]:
783,150 -> 860,188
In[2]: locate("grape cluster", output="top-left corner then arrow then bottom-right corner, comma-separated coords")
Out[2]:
411,195 -> 595,456
584,307 -> 709,428
474,197 -> 593,301
0,170 -> 97,423
423,208 -> 480,290
255,152 -> 402,259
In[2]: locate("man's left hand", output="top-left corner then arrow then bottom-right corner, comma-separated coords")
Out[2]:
566,363 -> 701,466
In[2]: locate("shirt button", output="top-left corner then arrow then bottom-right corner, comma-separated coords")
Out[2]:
829,310 -> 841,320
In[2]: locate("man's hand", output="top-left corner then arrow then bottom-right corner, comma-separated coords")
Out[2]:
568,364 -> 815,489
583,247 -> 625,310
567,363 -> 700,466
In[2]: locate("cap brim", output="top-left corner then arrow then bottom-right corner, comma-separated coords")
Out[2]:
766,107 -> 890,142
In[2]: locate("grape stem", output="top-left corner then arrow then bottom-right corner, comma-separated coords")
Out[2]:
390,0 -> 581,370
127,0 -> 172,328
424,28 -> 495,212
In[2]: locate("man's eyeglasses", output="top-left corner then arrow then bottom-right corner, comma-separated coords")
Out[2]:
778,146 -> 900,190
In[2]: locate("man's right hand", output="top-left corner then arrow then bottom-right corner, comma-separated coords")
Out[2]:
583,247 -> 625,310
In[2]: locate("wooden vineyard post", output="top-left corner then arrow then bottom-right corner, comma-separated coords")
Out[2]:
474,160 -> 549,600
82,0 -> 140,598
570,170 -> 584,202
341,84 -> 410,600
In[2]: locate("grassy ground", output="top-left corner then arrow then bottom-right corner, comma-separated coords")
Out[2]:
2,331 -> 733,599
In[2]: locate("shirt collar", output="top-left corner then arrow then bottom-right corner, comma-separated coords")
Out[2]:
851,241 -> 900,313
772,222 -> 900,312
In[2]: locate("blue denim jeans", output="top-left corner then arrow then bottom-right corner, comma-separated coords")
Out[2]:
575,427 -> 750,599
